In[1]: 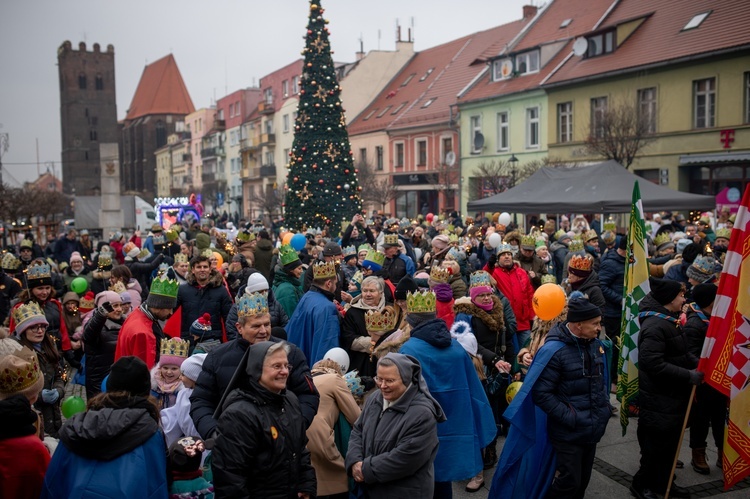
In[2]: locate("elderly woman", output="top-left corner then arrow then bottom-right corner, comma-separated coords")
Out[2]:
212,341 -> 316,498
340,276 -> 390,378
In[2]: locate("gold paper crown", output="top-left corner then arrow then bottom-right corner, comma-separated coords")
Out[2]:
583,229 -> 598,242
312,260 -> 337,280
98,252 -> 113,268
364,306 -> 399,332
26,262 -> 51,281
110,281 -> 127,294
137,248 -> 151,261
406,290 -> 437,313
11,301 -> 46,328
654,232 -> 672,248
569,254 -> 593,272
1,252 -> 20,270
201,248 -> 214,258
383,233 -> 399,246
568,239 -> 584,252
237,291 -> 269,318
0,345 -> 41,395
159,337 -> 189,359
173,253 -> 189,264
150,274 -> 179,298
236,230 -> 255,242
521,234 -> 537,248
165,228 -> 180,242
429,265 -> 451,284
448,233 -> 459,244
715,228 -> 732,241
603,221 -> 617,232
541,274 -> 557,284
19,239 -> 33,249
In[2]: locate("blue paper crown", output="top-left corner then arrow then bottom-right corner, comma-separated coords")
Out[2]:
470,270 -> 492,289
237,291 -> 269,318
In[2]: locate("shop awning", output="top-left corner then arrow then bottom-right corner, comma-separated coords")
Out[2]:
679,151 -> 750,165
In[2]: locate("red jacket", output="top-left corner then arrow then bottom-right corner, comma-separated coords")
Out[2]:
0,434 -> 50,499
115,307 -> 160,369
436,298 -> 455,330
485,262 -> 535,331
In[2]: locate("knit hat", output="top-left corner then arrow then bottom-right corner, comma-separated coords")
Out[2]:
120,292 -> 132,305
686,256 -> 716,284
675,238 -> 691,255
11,302 -> 49,335
692,283 -> 718,309
146,275 -> 179,310
601,231 -> 616,246
431,235 -> 450,251
322,242 -> 342,257
0,343 -> 44,401
169,437 -> 204,473
78,291 -> 96,314
649,277 -> 684,306
394,274 -> 418,301
566,296 -> 602,323
159,337 -> 189,367
26,261 -> 53,288
180,353 -> 207,382
69,252 -> 83,264
107,356 -> 151,396
62,291 -> 80,305
95,290 -> 122,308
190,313 -> 213,338
245,273 -> 269,294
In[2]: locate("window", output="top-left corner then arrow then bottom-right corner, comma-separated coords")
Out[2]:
420,68 -> 434,82
515,50 -> 540,75
442,137 -> 453,161
359,148 -> 367,165
78,73 -> 86,89
264,88 -> 273,104
586,31 -> 615,58
282,80 -> 289,98
683,11 -> 711,31
95,74 -> 103,90
745,73 -> 750,124
363,109 -> 377,121
638,87 -> 657,134
557,102 -> 573,143
415,139 -> 427,166
264,120 -> 273,134
560,18 -> 572,28
394,142 -> 404,167
526,107 -> 540,149
590,97 -> 608,138
392,101 -> 408,115
693,78 -> 715,128
283,114 -> 290,133
401,73 -> 416,87
218,109 -> 225,120
496,112 -> 510,151
376,146 -> 384,171
377,106 -> 392,118
156,121 -> 167,148
470,116 -> 482,154
292,76 -> 300,94
89,129 -> 98,141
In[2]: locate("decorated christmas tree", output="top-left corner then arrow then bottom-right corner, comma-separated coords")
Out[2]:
285,0 -> 362,230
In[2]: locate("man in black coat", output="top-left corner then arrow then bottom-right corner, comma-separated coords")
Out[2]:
630,278 -> 702,499
190,291 -> 319,440
598,236 -> 627,384
176,255 -> 234,344
302,241 -> 347,302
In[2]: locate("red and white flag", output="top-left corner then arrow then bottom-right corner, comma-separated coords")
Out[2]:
698,184 -> 750,489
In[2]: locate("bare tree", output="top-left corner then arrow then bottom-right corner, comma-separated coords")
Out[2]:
356,160 -> 400,214
247,184 -> 285,223
473,160 -> 511,196
426,160 -> 460,211
584,98 -> 655,169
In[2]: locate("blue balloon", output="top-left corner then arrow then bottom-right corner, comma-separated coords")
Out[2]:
290,233 -> 307,251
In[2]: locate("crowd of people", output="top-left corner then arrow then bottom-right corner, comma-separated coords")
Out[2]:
0,207 -> 733,498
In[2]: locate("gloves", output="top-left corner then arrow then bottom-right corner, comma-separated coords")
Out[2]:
42,389 -> 60,404
688,369 -> 704,385
487,253 -> 497,270
360,376 -> 376,392
98,301 -> 115,315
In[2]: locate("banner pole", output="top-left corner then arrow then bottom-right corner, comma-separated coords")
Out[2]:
665,385 -> 697,499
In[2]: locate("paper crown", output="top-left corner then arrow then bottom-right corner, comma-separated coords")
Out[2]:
123,242 -> 138,255
173,253 -> 189,264
601,230 -> 616,245
497,243 -> 514,255
11,301 -> 46,330
1,252 -> 20,270
383,233 -> 399,247
159,337 -> 189,360
567,239 -> 584,253
654,232 -> 672,249
79,291 -> 96,311
541,274 -> 557,285
27,261 -> 51,281
715,228 -> 731,241
429,265 -> 451,283
690,255 -> 716,276
0,344 -> 41,396
448,233 -> 459,244
236,230 -> 255,242
350,270 -> 364,287
535,238 -> 547,249
603,220 -> 617,232
152,234 -> 166,246
312,260 -> 337,280
407,290 -> 436,313
98,252 -> 113,268
362,249 -> 385,272
357,244 -> 371,254
138,248 -> 152,261
521,234 -> 537,249
569,254 -> 593,272
237,291 -> 269,318
200,248 -> 214,258
343,245 -> 357,258
470,270 -> 493,289
364,306 -> 399,332
583,229 -> 599,242
553,229 -> 566,240
279,244 -> 300,267
19,239 -> 33,249
150,274 -> 179,298
165,228 -> 180,242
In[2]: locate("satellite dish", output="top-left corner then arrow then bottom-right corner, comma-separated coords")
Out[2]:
445,151 -> 456,166
573,38 -> 588,56
473,132 -> 485,151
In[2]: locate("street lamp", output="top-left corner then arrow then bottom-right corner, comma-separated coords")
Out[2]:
508,154 -> 519,227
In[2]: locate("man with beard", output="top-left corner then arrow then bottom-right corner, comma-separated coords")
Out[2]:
711,228 -> 731,261
517,235 -> 547,289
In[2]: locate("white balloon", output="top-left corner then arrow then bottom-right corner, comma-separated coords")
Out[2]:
498,212 -> 512,226
488,232 -> 503,249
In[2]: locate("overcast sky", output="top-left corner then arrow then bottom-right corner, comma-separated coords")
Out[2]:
0,0 -> 531,186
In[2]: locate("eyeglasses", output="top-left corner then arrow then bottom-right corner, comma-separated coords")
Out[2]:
374,377 -> 400,387
475,293 -> 493,300
28,324 -> 48,332
266,363 -> 293,373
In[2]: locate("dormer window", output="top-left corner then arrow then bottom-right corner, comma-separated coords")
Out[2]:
492,58 -> 514,81
682,11 -> 711,31
421,98 -> 436,108
585,30 -> 615,58
560,18 -> 572,28
515,50 -> 540,75
420,68 -> 434,82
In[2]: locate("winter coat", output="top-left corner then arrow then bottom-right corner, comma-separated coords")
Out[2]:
382,255 -> 407,284
517,252 -> 548,289
53,236 -> 80,264
531,323 -> 611,445
637,294 -> 697,429
598,250 -> 626,318
682,305 -> 710,359
212,343 -> 317,499
400,319 -> 496,481
125,253 -> 164,299
339,294 -> 388,378
0,272 -> 22,325
0,395 -> 50,499
664,260 -> 690,285
486,262 -> 535,331
190,336 -> 319,439
114,305 -> 166,370
286,286 -> 341,366
307,369 -> 361,496
225,288 -> 288,340
17,338 -> 64,438
568,270 -> 606,316
252,238 -> 275,283
550,241 -> 569,285
161,386 -> 200,449
62,266 -> 92,292
303,255 -> 345,302
89,269 -> 111,296
83,309 -> 124,399
341,223 -> 376,249
272,265 -> 304,318
176,270 -> 233,342
454,295 -> 515,367
345,354 -> 445,499
448,271 -> 468,299
41,405 -> 168,498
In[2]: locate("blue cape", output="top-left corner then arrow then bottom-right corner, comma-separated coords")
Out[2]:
286,289 -> 340,365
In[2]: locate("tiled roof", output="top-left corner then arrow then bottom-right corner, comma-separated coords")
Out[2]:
125,54 -> 195,120
545,0 -> 750,86
348,20 -> 527,136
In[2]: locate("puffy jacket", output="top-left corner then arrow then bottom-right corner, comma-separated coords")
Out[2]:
637,294 -> 697,428
682,305 -> 710,358
531,323 -> 611,445
486,262 -> 535,331
41,406 -> 168,498
272,265 -> 304,318
83,309 -> 124,399
382,255 -> 407,284
190,336 -> 319,439
252,238 -> 275,283
0,396 -> 50,499
569,270 -> 606,316
598,250 -> 626,318
176,269 -> 233,341
225,288 -> 288,339
454,296 -> 515,368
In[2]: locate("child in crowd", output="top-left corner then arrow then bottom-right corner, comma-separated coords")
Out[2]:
168,437 -> 214,499
151,338 -> 188,409
161,353 -> 206,448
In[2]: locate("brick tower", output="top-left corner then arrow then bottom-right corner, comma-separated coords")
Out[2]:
57,41 -> 118,195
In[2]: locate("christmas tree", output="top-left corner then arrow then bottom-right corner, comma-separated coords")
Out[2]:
285,0 -> 362,231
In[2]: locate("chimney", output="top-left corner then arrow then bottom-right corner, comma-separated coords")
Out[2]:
523,4 -> 538,19
356,51 -> 365,61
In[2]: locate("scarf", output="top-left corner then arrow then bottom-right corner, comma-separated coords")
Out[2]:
638,311 -> 680,326
432,283 -> 453,303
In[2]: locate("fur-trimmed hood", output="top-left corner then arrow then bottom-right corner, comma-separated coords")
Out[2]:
453,295 -> 505,332
186,268 -> 225,288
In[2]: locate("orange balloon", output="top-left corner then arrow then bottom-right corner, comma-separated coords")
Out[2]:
282,232 -> 294,245
279,231 -> 289,242
532,283 -> 567,321
212,251 -> 224,268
